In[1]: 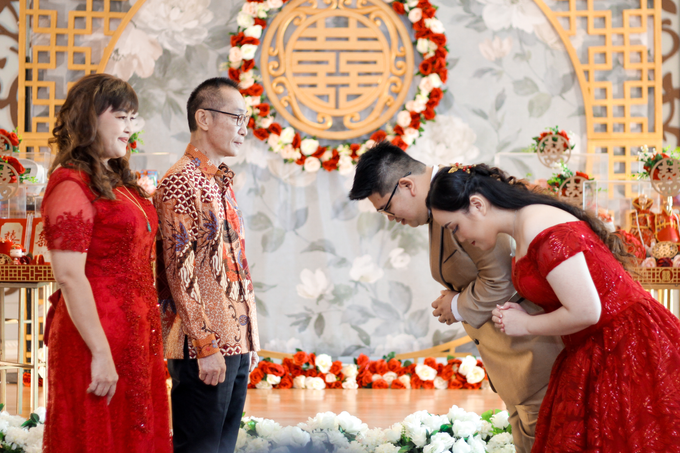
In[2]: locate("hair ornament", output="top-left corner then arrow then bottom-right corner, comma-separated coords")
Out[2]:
448,163 -> 472,174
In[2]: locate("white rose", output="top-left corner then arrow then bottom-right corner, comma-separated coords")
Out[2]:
425,18 -> 445,33
452,420 -> 478,439
296,269 -> 334,300
241,44 -> 258,61
280,127 -> 295,144
267,133 -> 280,150
342,378 -> 359,389
403,422 -> 427,447
338,155 -> 354,175
256,419 -> 282,439
466,366 -> 485,384
337,411 -> 368,435
467,435 -> 486,453
382,371 -> 398,384
408,7 -> 422,22
478,36 -> 513,62
451,438 -> 473,453
325,373 -> 337,383
396,110 -> 412,128
342,364 -> 358,378
242,2 -> 259,16
240,71 -> 255,89
397,374 -> 412,388
416,38 -> 430,54
256,115 -> 273,129
305,376 -> 327,390
268,0 -> 284,8
246,437 -> 270,453
424,432 -> 455,453
300,138 -> 320,156
315,353 -> 333,373
326,430 -> 350,448
406,99 -> 426,113
447,405 -> 467,422
403,127 -> 419,145
245,25 -> 263,39
383,423 -> 403,443
256,3 -> 270,18
293,375 -> 306,389
272,426 -> 311,448
375,444 -> 400,453
349,255 -> 384,283
422,414 -> 450,433
415,364 -> 437,381
458,355 -> 477,376
255,379 -> 273,389
35,407 -> 46,423
229,46 -> 243,64
388,248 -> 411,269
280,144 -> 301,160
237,11 -> 255,28
433,376 -> 449,389
427,73 -> 442,88
491,410 -> 510,429
486,432 -> 514,451
419,76 -> 434,94
267,374 -> 282,385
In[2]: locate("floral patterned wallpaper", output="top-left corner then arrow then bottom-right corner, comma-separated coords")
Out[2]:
3,0 -> 678,357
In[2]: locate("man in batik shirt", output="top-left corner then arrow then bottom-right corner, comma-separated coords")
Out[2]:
155,77 -> 260,453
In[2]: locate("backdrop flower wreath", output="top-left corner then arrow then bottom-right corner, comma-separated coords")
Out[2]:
224,0 -> 449,173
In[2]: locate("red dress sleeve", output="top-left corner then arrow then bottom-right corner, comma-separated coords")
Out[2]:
534,223 -> 590,278
41,170 -> 96,253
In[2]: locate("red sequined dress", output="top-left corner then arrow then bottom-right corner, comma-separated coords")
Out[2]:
41,168 -> 171,452
513,221 -> 680,452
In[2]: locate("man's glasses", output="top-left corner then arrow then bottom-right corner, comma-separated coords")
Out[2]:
377,172 -> 412,217
201,108 -> 250,127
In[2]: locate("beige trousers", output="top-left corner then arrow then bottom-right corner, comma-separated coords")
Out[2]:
504,384 -> 549,453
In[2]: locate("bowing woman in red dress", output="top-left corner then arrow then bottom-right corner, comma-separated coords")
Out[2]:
41,73 -> 171,452
427,164 -> 680,453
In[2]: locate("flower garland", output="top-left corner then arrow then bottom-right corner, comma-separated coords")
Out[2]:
237,405 -> 514,453
224,0 -> 449,173
248,351 -> 486,390
527,125 -> 574,154
546,161 -> 592,196
635,144 -> 680,180
0,128 -> 21,153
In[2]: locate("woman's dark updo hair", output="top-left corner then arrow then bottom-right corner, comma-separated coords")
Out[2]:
427,163 -> 634,270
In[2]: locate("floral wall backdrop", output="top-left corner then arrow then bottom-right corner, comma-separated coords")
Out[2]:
9,0 -> 677,356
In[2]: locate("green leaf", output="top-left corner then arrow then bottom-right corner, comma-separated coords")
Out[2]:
328,256 -> 350,268
561,73 -> 576,94
371,298 -> 401,321
255,296 -> 269,317
357,212 -> 386,239
332,198 -> 359,221
494,89 -> 506,111
472,67 -> 495,78
290,316 -> 312,333
447,57 -> 460,70
341,304 -> 375,325
314,314 -> 325,336
329,284 -> 356,305
388,281 -> 412,314
341,345 -> 366,356
301,239 -> 336,254
247,212 -> 273,231
470,108 -> 488,120
278,204 -> 309,231
351,325 -> 371,346
253,282 -> 276,292
204,25 -> 234,49
261,228 -> 286,253
528,92 -> 552,118
406,308 -> 430,337
513,51 -> 531,62
513,77 -> 539,96
465,16 -> 486,32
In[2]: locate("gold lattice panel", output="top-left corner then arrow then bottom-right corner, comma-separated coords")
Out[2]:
17,0 -> 145,152
0,265 -> 54,282
535,0 -> 664,183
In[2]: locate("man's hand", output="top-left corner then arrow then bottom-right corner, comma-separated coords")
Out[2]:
249,351 -> 260,372
197,352 -> 227,386
431,289 -> 458,325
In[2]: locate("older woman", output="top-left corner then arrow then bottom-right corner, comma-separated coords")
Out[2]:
42,73 -> 171,452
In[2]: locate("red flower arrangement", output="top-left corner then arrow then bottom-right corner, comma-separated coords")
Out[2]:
546,161 -> 593,196
0,128 -> 21,153
225,0 -> 448,172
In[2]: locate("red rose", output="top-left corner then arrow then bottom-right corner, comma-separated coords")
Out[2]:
277,375 -> 294,389
367,360 -> 378,374
559,130 -> 569,139
311,146 -> 326,159
429,88 -> 443,104
248,117 -> 256,129
231,32 -> 245,47
430,33 -> 446,48
409,112 -> 421,130
426,97 -> 439,110
464,381 -> 482,390
433,57 -> 446,74
294,351 -> 309,366
305,367 -> 317,377
575,171 -> 589,179
241,37 -> 260,46
417,0 -> 431,8
296,154 -> 306,166
411,375 -> 422,389
2,156 -> 25,174
248,383 -> 256,389
423,107 -> 436,121
439,69 -> 448,84
422,6 -> 436,18
440,365 -> 454,381
391,379 -> 407,389
372,379 -> 389,389
228,68 -> 241,82
419,58 -> 434,75
448,377 -> 464,389
249,368 -> 264,385
329,361 -> 343,375
327,381 -> 343,389
242,59 -> 255,73
269,122 -> 282,136
392,2 -> 405,14
291,133 -> 301,149
255,103 -> 270,117
434,47 -> 448,60
370,130 -> 387,143
375,359 -> 389,375
387,358 -> 402,373
243,84 -> 263,97
359,371 -> 373,387
129,141 -> 137,149
8,133 -> 19,147
289,364 -> 303,377
253,128 -> 270,140
415,28 -> 433,41
392,136 -> 408,150
393,125 -> 405,136
424,358 -> 438,369
421,380 -> 435,389
254,18 -> 267,28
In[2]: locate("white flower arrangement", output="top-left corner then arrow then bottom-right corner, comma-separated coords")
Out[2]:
0,405 -> 45,453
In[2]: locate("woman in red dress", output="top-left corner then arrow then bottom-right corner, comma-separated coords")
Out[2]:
428,164 -> 680,452
41,73 -> 171,452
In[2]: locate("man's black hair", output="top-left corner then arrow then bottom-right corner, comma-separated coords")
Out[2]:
186,77 -> 240,132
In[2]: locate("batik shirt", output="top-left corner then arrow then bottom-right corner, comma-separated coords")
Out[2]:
155,144 -> 259,359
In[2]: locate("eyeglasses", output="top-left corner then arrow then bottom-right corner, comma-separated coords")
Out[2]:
377,172 -> 411,217
201,108 -> 250,127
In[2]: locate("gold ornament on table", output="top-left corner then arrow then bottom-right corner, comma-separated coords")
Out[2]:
529,126 -> 575,168
651,242 -> 679,260
260,0 -> 414,140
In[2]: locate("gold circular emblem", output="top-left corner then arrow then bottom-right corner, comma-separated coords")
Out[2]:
537,134 -> 571,168
651,241 -> 679,259
260,0 -> 414,140
650,158 -> 680,197
0,159 -> 19,201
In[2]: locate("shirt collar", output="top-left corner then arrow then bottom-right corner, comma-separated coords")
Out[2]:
184,144 -> 235,184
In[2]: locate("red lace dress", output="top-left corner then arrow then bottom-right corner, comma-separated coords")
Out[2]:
41,168 -> 171,452
513,221 -> 680,453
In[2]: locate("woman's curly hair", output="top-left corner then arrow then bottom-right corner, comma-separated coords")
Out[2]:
427,163 -> 635,270
48,73 -> 147,199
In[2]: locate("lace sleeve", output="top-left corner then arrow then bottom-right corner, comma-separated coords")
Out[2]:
41,180 -> 96,253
